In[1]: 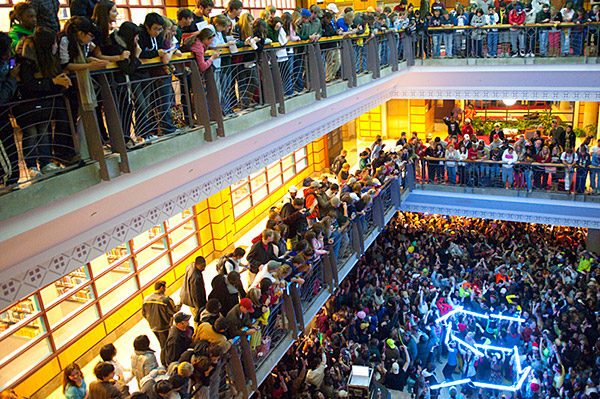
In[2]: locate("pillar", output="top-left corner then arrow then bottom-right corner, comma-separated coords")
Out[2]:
582,102 -> 599,131
559,101 -> 571,112
587,229 -> 600,254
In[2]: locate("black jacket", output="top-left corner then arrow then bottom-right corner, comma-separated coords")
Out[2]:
161,326 -> 192,366
246,240 -> 277,274
142,291 -> 178,332
208,274 -> 246,317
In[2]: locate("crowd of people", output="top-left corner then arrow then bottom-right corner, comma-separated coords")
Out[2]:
259,212 -> 599,399
380,115 -> 600,194
1,0 -> 599,190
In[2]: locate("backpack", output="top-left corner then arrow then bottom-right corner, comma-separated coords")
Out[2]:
216,255 -> 231,275
332,156 -> 345,175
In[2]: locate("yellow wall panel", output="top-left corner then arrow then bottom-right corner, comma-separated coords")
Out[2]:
197,209 -> 210,228
57,323 -> 106,369
201,242 -> 214,256
209,206 -> 224,224
199,225 -> 212,245
211,223 -> 227,240
104,295 -> 143,333
412,115 -> 425,124
207,192 -> 223,209
15,357 -> 61,398
196,199 -> 208,212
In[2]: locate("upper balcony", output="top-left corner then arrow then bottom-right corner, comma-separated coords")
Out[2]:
1,24 -> 600,300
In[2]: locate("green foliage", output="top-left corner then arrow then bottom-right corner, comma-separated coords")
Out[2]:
470,111 -> 566,136
585,124 -> 598,136
573,128 -> 587,138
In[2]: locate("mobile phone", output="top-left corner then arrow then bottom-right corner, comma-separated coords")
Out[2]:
9,59 -> 15,68
165,43 -> 180,53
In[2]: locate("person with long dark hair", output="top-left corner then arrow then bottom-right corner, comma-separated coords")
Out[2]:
91,0 -> 118,51
62,363 -> 87,399
15,27 -> 71,177
107,21 -> 152,144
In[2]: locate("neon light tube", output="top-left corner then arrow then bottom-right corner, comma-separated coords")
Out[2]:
436,306 -> 463,323
490,313 -> 525,323
430,379 -> 471,390
452,335 -> 485,357
462,309 -> 490,319
514,367 -> 532,390
472,381 -> 516,391
445,322 -> 452,345
474,343 -> 514,352
514,346 -> 522,374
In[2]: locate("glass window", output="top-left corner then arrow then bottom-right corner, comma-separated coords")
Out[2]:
231,182 -> 250,204
99,277 -> 138,313
165,209 -> 193,232
52,305 -> 99,348
268,175 -> 283,192
294,147 -> 307,160
252,185 -> 269,203
135,237 -> 168,269
296,157 -> 308,172
89,243 -> 131,277
169,219 -> 196,245
138,254 -> 171,288
250,173 -> 267,191
45,286 -> 94,329
40,267 -> 90,308
132,225 -> 165,253
94,260 -> 134,296
282,155 -> 294,169
267,163 -> 282,181
0,317 -> 47,366
171,233 -> 198,264
283,165 -> 295,182
0,296 -> 41,335
233,197 -> 252,218
0,338 -> 52,389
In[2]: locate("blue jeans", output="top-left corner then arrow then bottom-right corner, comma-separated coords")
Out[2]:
446,165 -> 456,184
354,45 -> 367,72
502,167 -> 514,187
488,31 -> 498,56
291,54 -> 304,92
380,37 -> 389,65
433,34 -> 442,57
572,30 -> 584,56
525,168 -> 533,191
561,29 -> 571,55
444,33 -> 454,57
152,76 -> 176,135
539,31 -> 548,56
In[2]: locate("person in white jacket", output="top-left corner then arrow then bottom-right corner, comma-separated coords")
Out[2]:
305,350 -> 327,388
502,146 -> 517,188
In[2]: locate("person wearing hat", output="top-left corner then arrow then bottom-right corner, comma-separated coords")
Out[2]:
298,7 -> 321,42
461,118 -> 474,139
161,312 -> 193,367
508,4 -> 526,57
280,185 -> 299,210
303,180 -> 321,226
142,280 -> 181,349
250,259 -> 282,287
225,297 -> 256,338
327,3 -> 340,17
131,335 -> 159,386
179,256 -> 207,320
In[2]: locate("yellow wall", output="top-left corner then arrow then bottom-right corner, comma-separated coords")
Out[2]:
409,99 -> 435,135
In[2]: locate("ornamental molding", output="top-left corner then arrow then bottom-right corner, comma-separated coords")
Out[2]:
0,88 -> 394,310
400,203 -> 600,229
392,88 -> 600,102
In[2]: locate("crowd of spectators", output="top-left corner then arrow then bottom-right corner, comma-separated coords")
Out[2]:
259,212 -> 600,399
387,114 -> 600,194
1,0 -> 599,190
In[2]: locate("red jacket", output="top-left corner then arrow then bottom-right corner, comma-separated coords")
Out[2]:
509,9 -> 525,25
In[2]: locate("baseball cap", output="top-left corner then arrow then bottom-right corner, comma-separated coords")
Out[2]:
240,297 -> 255,312
494,122 -> 501,127
516,5 -> 523,11
391,362 -> 400,374
367,6 -> 375,12
465,118 -> 471,123
493,133 -> 499,139
301,8 -> 311,17
302,177 -> 313,187
310,181 -> 322,188
464,134 -> 470,140
288,185 -> 298,193
327,3 -> 339,13
173,312 -> 191,324
386,338 -> 396,349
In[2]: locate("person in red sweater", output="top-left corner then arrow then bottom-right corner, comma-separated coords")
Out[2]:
509,5 -> 525,57
191,28 -> 220,71
461,118 -> 474,139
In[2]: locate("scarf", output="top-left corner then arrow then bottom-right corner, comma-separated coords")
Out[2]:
74,42 -> 97,111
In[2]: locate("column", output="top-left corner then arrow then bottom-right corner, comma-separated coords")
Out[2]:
587,229 -> 600,254
582,102 -> 599,132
